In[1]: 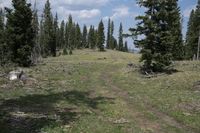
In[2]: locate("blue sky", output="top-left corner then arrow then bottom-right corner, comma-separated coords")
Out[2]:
0,0 -> 198,49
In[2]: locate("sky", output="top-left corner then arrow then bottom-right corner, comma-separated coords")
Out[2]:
0,0 -> 198,49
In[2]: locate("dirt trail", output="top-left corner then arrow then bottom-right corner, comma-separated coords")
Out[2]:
100,72 -> 195,133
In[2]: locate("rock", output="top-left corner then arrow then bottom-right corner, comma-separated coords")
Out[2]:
9,70 -> 23,81
8,70 -> 37,86
113,118 -> 129,124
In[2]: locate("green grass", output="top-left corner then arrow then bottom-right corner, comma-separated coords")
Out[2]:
0,49 -> 199,133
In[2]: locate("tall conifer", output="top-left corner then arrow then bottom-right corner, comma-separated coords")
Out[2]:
97,20 -> 105,51
82,25 -> 88,48
6,0 -> 34,66
118,23 -> 123,51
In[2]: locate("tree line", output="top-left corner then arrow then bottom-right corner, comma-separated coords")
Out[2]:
185,0 -> 200,60
0,0 -> 129,67
2,0 -> 198,72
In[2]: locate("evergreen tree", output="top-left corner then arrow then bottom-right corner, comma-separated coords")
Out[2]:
88,25 -> 96,49
106,18 -> 111,49
67,15 -> 74,50
0,9 -> 7,65
118,23 -> 123,51
59,20 -> 65,49
110,21 -> 114,49
65,21 -> 69,49
167,0 -> 184,60
131,0 -> 174,72
97,20 -> 105,51
56,22 -> 60,51
185,0 -> 200,59
51,13 -> 58,57
39,15 -> 45,57
63,47 -> 68,55
5,0 -> 35,66
0,9 -> 4,43
185,10 -> 195,59
82,25 -> 88,48
124,41 -> 128,52
94,29 -> 98,48
75,23 -> 82,49
43,0 -> 54,57
71,23 -> 76,49
113,37 -> 118,50
32,2 -> 41,64
69,48 -> 73,55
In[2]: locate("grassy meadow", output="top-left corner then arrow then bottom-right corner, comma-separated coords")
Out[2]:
0,49 -> 200,133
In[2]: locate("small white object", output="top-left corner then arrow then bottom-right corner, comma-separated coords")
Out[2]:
9,71 -> 21,81
9,74 -> 18,80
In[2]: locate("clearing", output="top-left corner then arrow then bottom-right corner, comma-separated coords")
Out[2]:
0,49 -> 200,133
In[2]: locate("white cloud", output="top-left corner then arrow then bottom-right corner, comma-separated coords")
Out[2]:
79,9 -> 101,18
56,7 -> 101,20
111,6 -> 130,19
183,5 -> 196,18
0,0 -> 11,8
50,0 -> 110,7
0,0 -> 101,21
0,0 -> 110,7
103,6 -> 138,20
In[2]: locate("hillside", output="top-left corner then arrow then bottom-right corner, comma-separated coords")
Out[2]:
0,49 -> 200,133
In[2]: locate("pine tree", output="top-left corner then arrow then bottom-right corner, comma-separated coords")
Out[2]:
69,48 -> 73,55
113,37 -> 118,50
75,23 -> 82,49
43,0 -> 54,57
39,15 -> 45,57
97,20 -> 105,51
106,18 -> 111,49
185,10 -> 195,59
67,15 -> 73,50
56,22 -> 60,51
167,0 -> 184,60
71,23 -> 76,49
0,9 -> 7,65
5,0 -> 35,66
124,41 -> 128,52
31,1 -> 41,64
65,21 -> 69,49
94,29 -> 98,48
82,25 -> 88,48
88,25 -> 96,49
51,13 -> 58,57
110,21 -> 114,49
118,23 -> 123,51
0,9 -> 4,44
131,0 -> 174,72
185,0 -> 200,59
63,47 -> 68,55
59,20 -> 65,49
